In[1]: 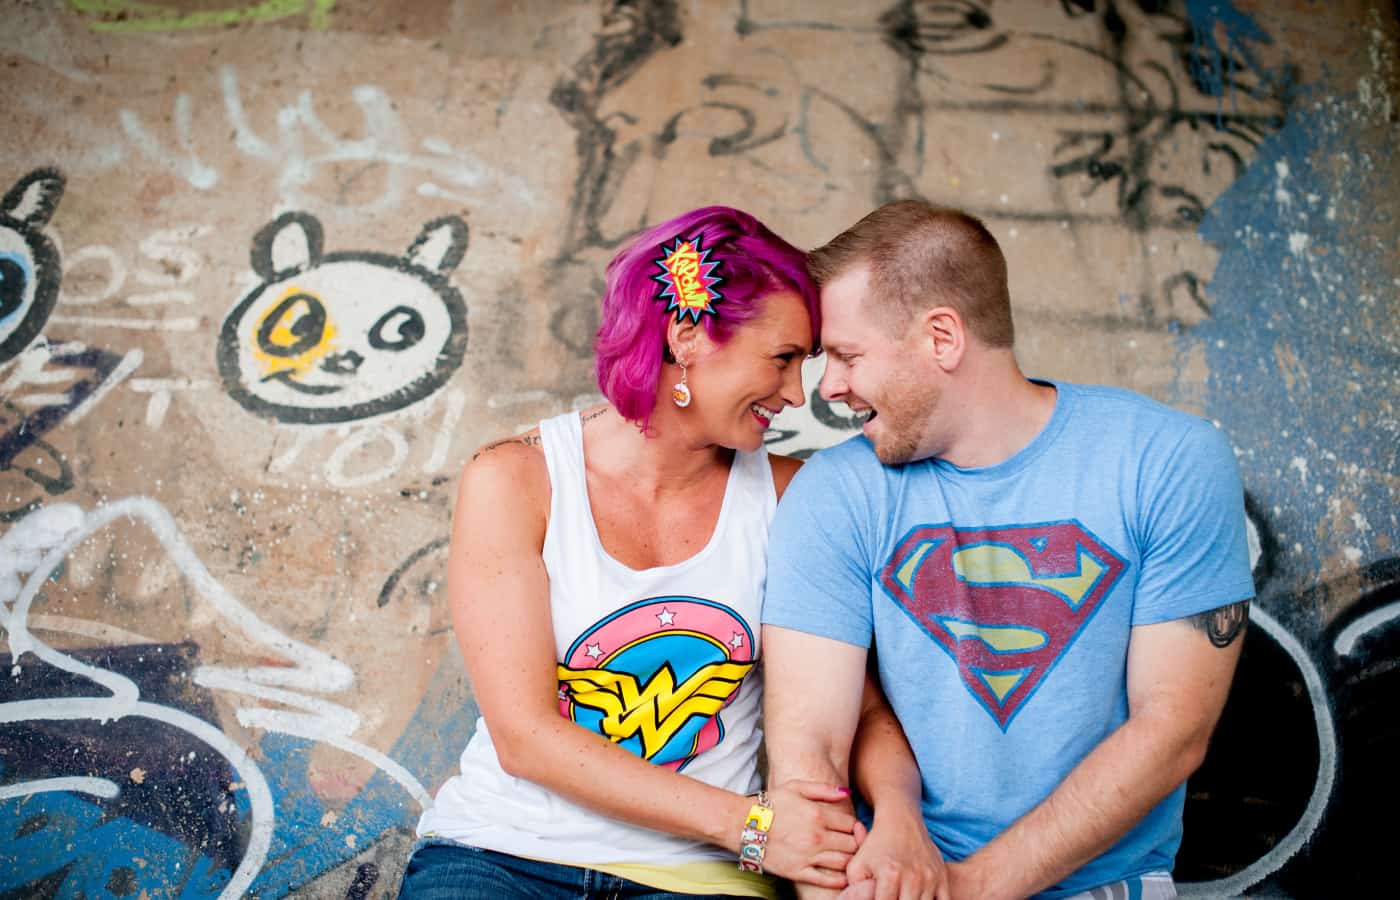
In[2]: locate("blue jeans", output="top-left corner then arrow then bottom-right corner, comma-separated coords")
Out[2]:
397,839 -> 759,900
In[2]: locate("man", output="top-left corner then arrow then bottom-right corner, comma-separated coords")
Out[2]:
761,201 -> 1253,900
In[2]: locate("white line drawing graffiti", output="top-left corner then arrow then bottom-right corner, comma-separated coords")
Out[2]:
1,498 -> 432,897
1333,601 -> 1400,657
1178,605 -> 1339,898
130,376 -> 216,428
0,776 -> 119,801
47,314 -> 200,331
0,338 -> 142,428
323,423 -> 411,490
110,65 -> 535,213
58,244 -> 126,306
65,348 -> 141,423
423,388 -> 465,475
0,503 -> 275,900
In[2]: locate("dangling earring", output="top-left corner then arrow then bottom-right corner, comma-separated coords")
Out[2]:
672,362 -> 692,408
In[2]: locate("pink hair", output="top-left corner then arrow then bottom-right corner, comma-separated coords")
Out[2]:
594,206 -> 819,430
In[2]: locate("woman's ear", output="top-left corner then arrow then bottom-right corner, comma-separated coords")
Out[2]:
666,316 -> 704,365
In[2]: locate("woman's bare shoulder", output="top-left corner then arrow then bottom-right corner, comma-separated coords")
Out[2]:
767,453 -> 804,500
459,425 -> 550,505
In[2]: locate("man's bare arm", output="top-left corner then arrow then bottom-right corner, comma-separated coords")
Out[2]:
948,600 -> 1248,900
847,668 -> 950,900
762,624 -> 868,899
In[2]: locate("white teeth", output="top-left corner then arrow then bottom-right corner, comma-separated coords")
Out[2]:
751,403 -> 776,418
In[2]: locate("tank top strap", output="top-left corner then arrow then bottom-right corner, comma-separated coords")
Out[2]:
538,410 -> 584,491
538,411 -> 593,573
727,446 -> 778,525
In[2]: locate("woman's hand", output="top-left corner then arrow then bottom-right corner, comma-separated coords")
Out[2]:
840,808 -> 949,900
759,780 -> 861,889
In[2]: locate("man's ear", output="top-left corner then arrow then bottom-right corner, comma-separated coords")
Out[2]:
666,316 -> 704,365
923,305 -> 966,372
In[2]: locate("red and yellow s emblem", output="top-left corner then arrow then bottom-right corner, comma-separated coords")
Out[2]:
879,522 -> 1128,730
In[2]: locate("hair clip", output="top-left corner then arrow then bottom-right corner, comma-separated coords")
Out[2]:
653,234 -> 725,323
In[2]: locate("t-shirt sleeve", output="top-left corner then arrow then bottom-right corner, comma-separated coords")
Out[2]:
1131,418 -> 1256,625
762,449 -> 875,648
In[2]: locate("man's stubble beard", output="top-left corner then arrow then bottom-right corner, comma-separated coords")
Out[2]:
871,377 -> 940,466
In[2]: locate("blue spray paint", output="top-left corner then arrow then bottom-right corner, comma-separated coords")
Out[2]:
0,639 -> 473,898
244,659 -> 476,897
1179,15 -> 1398,610
1184,0 -> 1276,122
0,789 -> 229,900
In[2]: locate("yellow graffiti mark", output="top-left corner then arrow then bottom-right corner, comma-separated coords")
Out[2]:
251,286 -> 338,379
952,544 -> 1104,609
941,619 -> 1047,652
67,0 -> 335,34
558,658 -> 754,760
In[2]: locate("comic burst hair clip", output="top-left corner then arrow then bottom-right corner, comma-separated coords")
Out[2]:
653,234 -> 725,323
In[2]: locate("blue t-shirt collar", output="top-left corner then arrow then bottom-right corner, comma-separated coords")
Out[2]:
929,379 -> 1072,481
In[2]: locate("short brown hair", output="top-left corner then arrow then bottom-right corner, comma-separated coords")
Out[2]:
807,200 -> 1014,346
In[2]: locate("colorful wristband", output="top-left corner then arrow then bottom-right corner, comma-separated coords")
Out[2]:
737,790 -> 773,874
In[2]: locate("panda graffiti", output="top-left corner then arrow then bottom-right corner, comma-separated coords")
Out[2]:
0,168 -> 65,365
217,211 -> 469,424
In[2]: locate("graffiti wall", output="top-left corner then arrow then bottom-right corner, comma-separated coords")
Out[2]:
1,1 -> 1395,897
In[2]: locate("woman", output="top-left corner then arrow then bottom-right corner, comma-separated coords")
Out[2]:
401,207 -> 859,900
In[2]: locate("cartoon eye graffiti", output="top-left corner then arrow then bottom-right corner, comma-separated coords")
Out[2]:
217,211 -> 469,424
368,305 -> 425,351
0,168 -> 65,365
256,291 -> 330,359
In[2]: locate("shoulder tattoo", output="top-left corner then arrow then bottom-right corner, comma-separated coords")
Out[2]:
1189,600 -> 1250,648
471,433 -> 542,461
580,407 -> 608,425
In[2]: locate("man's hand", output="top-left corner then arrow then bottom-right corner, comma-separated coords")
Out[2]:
841,809 -> 949,900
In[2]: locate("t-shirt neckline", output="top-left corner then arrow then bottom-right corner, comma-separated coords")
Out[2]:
929,379 -> 1071,481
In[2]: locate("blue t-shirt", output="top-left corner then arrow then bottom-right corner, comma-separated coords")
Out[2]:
763,381 -> 1255,898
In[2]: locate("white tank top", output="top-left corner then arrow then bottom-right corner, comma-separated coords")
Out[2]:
417,410 -> 777,865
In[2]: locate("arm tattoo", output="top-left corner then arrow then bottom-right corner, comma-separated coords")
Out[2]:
1190,600 -> 1250,648
470,434 -> 541,461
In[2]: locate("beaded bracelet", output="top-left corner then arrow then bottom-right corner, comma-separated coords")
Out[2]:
737,790 -> 774,873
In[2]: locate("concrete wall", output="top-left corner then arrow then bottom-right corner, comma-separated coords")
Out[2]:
1,1 -> 1395,896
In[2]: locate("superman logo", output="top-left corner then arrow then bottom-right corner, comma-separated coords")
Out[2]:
557,597 -> 755,770
879,521 -> 1127,730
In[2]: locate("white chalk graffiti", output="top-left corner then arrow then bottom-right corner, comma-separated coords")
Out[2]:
1333,601 -> 1400,657
0,498 -> 431,897
1177,605 -> 1339,898
264,386 -> 467,488
51,225 -> 210,333
0,338 -> 143,426
114,65 -> 534,212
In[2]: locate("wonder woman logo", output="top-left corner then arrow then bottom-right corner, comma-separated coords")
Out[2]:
558,597 -> 755,770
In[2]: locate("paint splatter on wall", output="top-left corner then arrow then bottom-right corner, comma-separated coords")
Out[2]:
0,1 -> 1395,896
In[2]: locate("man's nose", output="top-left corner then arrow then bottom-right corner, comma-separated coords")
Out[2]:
819,363 -> 845,402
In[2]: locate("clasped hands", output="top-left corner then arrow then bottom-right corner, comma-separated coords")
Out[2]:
765,780 -> 951,900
